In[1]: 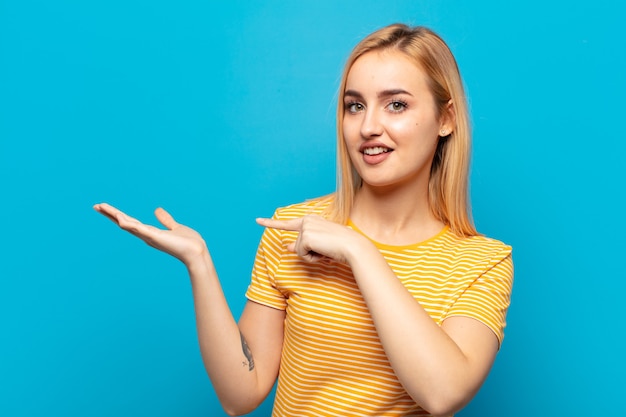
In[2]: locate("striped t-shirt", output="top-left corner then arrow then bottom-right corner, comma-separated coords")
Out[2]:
246,197 -> 513,416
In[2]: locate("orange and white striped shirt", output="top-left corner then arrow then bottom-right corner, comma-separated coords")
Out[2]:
246,197 -> 513,416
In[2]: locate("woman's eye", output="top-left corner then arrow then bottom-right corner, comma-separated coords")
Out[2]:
346,102 -> 364,113
387,101 -> 407,112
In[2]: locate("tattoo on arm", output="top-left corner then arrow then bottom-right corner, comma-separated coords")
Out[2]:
239,331 -> 255,371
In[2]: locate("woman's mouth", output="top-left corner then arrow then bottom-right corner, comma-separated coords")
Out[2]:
362,146 -> 392,156
361,146 -> 393,165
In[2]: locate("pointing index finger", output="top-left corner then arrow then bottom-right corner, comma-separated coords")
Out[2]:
256,217 -> 303,231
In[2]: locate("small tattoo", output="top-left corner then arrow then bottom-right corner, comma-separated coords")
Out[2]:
239,331 -> 255,371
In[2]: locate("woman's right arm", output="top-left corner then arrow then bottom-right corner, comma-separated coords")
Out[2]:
93,203 -> 284,416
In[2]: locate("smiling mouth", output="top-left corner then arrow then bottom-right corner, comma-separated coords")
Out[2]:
362,146 -> 392,156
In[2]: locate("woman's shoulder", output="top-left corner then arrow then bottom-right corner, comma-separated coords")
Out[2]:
273,194 -> 334,219
442,229 -> 513,262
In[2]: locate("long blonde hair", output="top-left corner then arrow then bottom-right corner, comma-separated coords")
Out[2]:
327,24 -> 477,237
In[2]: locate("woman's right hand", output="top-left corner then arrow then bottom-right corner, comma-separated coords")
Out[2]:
93,203 -> 208,267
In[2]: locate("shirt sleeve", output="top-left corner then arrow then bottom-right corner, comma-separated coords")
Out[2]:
245,214 -> 288,311
445,246 -> 514,346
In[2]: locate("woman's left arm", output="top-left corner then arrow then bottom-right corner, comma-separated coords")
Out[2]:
257,215 -> 500,417
348,240 -> 498,417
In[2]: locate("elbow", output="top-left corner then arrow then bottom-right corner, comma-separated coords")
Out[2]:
424,405 -> 459,417
213,374 -> 273,416
222,407 -> 239,417
415,387 -> 474,417
222,404 -> 257,417
220,395 -> 264,416
421,400 -> 464,417
213,380 -> 268,416
223,408 -> 239,417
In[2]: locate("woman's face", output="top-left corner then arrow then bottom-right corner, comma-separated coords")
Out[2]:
342,50 -> 451,191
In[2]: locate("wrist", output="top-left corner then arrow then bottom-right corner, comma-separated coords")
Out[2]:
344,233 -> 378,266
185,249 -> 215,276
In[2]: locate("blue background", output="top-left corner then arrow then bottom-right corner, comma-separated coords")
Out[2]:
1,1 -> 624,415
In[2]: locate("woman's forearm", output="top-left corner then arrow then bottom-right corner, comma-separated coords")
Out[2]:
254,214 -> 497,415
185,252 -> 268,415
93,204 -> 277,415
345,241 -> 495,416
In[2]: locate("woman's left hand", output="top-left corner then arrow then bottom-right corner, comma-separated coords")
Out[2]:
256,215 -> 364,264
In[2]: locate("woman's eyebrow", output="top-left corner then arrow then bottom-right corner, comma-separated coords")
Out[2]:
344,89 -> 363,99
378,88 -> 412,98
343,88 -> 413,99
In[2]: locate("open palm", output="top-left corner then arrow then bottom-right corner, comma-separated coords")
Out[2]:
94,203 -> 207,266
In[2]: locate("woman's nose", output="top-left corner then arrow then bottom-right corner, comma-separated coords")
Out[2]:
360,109 -> 383,138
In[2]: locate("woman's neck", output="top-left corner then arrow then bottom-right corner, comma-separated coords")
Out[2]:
350,181 -> 445,246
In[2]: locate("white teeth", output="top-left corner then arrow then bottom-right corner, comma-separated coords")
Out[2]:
363,146 -> 390,156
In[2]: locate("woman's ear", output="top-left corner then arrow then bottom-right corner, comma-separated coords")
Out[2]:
439,100 -> 456,137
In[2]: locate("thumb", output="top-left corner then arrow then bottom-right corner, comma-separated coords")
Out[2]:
154,207 -> 178,229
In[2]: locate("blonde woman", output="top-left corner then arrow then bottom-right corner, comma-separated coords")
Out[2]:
95,23 -> 513,417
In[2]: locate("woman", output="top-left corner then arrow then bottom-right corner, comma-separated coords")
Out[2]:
95,24 -> 513,417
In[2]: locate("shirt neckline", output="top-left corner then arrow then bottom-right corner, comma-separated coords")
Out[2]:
347,220 -> 450,250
